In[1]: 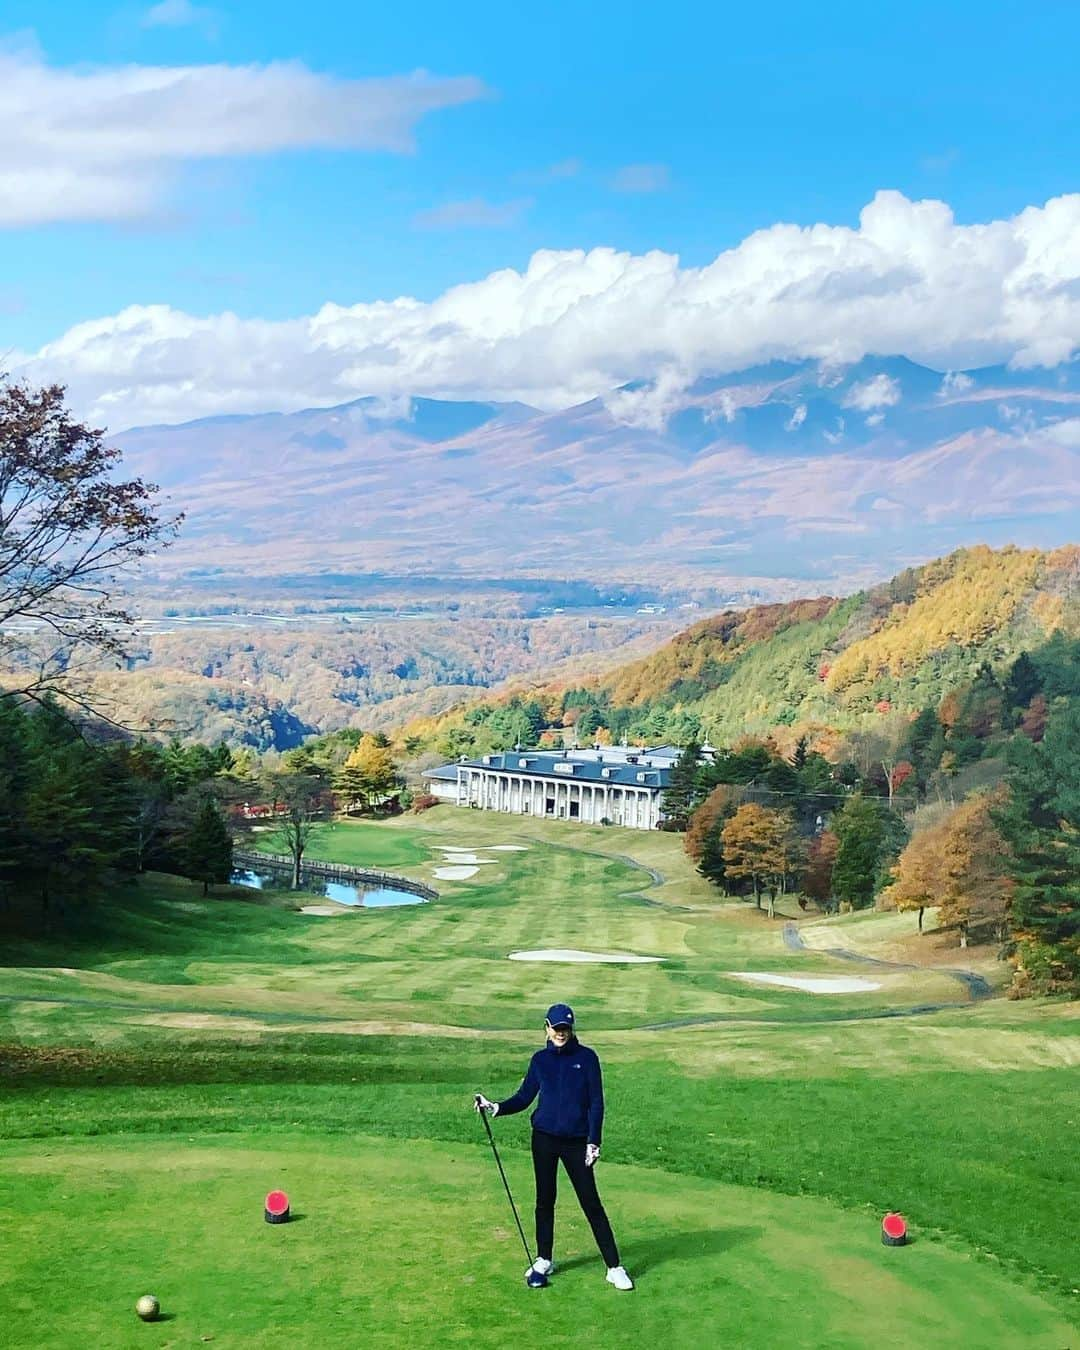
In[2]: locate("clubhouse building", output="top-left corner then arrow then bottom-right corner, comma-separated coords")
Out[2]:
422,745 -> 680,830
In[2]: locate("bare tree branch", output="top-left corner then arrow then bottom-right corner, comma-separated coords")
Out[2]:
0,378 -> 183,714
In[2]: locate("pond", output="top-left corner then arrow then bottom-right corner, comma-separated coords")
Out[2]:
231,866 -> 427,908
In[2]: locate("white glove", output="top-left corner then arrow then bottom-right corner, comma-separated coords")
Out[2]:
475,1094 -> 499,1116
585,1143 -> 600,1167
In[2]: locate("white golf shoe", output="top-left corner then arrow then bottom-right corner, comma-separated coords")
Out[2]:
606,1265 -> 634,1291
528,1257 -> 554,1277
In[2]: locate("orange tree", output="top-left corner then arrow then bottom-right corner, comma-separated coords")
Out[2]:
882,792 -> 1011,944
720,802 -> 800,917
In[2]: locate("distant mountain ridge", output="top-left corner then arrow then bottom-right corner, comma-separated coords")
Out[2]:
113,357 -> 1080,590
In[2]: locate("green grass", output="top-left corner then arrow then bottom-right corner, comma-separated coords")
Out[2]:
2,1134 -> 1073,1350
248,819 -> 430,869
2,805 -> 1078,1347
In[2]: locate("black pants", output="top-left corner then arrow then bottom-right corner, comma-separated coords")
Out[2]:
531,1129 -> 619,1268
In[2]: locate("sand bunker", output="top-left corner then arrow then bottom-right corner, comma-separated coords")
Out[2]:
488,845 -> 529,852
433,866 -> 480,880
300,904 -> 349,916
727,972 -> 881,993
509,949 -> 663,964
435,852 -> 496,864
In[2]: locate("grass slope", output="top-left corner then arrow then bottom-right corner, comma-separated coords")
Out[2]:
2,809 -> 1078,1347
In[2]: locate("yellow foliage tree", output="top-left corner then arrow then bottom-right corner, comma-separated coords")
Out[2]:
335,736 -> 398,813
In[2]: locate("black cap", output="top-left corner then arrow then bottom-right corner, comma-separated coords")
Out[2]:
545,1003 -> 574,1028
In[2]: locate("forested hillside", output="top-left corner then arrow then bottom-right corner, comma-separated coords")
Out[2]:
403,545 -> 1078,756
52,614 -> 677,749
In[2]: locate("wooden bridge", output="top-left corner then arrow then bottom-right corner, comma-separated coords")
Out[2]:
232,850 -> 438,900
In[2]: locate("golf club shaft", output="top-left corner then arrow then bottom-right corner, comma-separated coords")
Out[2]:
476,1099 -> 535,1265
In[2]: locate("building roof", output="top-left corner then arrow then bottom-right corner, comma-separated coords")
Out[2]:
423,750 -> 673,790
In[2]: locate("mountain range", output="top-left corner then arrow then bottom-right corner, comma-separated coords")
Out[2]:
113,356 -> 1080,593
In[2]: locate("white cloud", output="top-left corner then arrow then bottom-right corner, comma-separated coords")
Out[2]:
0,43 -> 485,226
843,373 -> 901,410
1045,417 -> 1080,448
604,367 -> 693,431
11,190 -> 1080,430
705,392 -> 737,424
865,411 -> 885,427
413,197 -> 531,230
610,163 -> 670,193
142,0 -> 218,35
939,370 -> 974,396
785,403 -> 807,431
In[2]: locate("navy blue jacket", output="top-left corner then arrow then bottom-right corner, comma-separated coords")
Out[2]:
496,1036 -> 604,1144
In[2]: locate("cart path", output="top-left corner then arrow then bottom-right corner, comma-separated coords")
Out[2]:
782,922 -> 993,1000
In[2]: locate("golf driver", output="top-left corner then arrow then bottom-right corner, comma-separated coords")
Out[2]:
475,1093 -> 549,1288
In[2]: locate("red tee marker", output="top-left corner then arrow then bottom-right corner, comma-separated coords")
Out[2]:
881,1212 -> 907,1246
265,1189 -> 291,1224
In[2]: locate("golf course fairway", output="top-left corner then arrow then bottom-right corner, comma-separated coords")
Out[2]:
1,1134 -> 1074,1350
3,811 -> 1078,1347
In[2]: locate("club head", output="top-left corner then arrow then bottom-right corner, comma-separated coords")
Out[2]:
525,1270 -> 549,1289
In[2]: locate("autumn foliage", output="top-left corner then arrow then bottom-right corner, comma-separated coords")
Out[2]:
720,803 -> 800,917
881,792 -> 1012,944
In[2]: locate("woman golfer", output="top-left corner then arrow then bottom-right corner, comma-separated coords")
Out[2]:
475,1002 -> 633,1290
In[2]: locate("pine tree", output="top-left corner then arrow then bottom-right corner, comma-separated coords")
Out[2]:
831,795 -> 891,911
904,708 -> 944,794
0,697 -> 33,902
1005,651 -> 1042,713
998,702 -> 1080,995
23,741 -> 108,913
662,741 -> 701,830
180,795 -> 234,896
685,785 -> 737,889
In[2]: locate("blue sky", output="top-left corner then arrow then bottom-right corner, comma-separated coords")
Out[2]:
3,0 -> 1078,426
